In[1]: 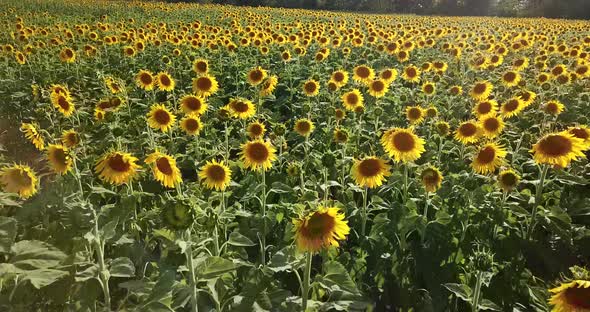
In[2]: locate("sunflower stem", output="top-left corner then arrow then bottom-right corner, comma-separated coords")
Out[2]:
361,187 -> 368,237
301,251 -> 313,312
323,168 -> 329,204
471,271 -> 484,312
185,228 -> 199,312
526,165 -> 549,240
403,164 -> 409,203
424,191 -> 430,220
261,170 -> 267,265
224,121 -> 230,162
92,208 -> 111,311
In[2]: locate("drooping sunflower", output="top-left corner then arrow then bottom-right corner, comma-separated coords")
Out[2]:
543,100 -> 565,116
47,144 -> 73,175
135,69 -> 155,91
470,81 -> 493,101
501,70 -> 521,87
95,151 -> 140,185
192,74 -> 219,97
473,100 -> 498,119
198,159 -> 232,191
50,93 -> 75,117
156,72 -> 175,92
260,75 -> 278,97
240,140 -> 277,171
368,79 -> 389,98
0,164 -> 38,198
227,98 -> 256,119
479,116 -> 505,138
455,121 -> 481,144
180,95 -> 207,116
497,169 -> 520,192
180,114 -> 202,136
247,121 -> 266,139
351,156 -> 391,188
401,65 -> 421,83
145,151 -> 182,188
247,66 -> 268,86
406,106 -> 425,125
302,79 -> 320,97
382,128 -> 426,163
568,126 -> 590,149
353,65 -> 375,85
61,129 -> 80,148
500,97 -> 525,118
531,131 -> 586,168
147,104 -> 176,132
341,89 -> 364,111
472,143 -> 507,174
294,118 -> 315,137
20,122 -> 45,150
193,58 -> 209,74
420,166 -> 443,193
548,279 -> 590,312
331,70 -> 349,87
293,206 -> 350,253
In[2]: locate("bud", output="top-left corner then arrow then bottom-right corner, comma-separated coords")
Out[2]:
302,103 -> 312,114
287,162 -> 301,177
162,199 -> 195,230
274,123 -> 286,136
321,151 -> 336,167
373,107 -> 383,117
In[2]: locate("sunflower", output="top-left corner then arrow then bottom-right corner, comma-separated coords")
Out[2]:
94,108 -> 106,122
227,98 -> 256,119
351,156 -> 391,188
20,122 -> 45,150
50,93 -> 75,117
302,79 -> 319,97
368,79 -> 388,98
241,140 -> 277,171
512,57 -> 529,71
353,65 -> 375,84
449,85 -> 463,96
59,47 -> 76,63
95,151 -> 140,185
156,72 -> 175,92
479,116 -> 505,138
549,280 -> 590,312
162,199 -> 195,230
294,119 -> 314,137
145,151 -> 182,188
543,100 -> 565,116
247,66 -> 267,86
406,106 -> 425,124
420,166 -> 443,192
260,75 -> 278,96
500,97 -> 525,118
455,121 -> 481,144
15,51 -> 26,65
531,131 -> 586,168
123,45 -> 136,57
470,81 -> 493,101
293,206 -> 350,253
193,58 -> 209,74
61,129 -> 80,148
422,81 -> 436,96
331,70 -> 349,87
472,143 -> 507,174
435,121 -> 451,136
47,144 -> 73,175
519,90 -> 537,107
180,95 -> 207,116
180,114 -> 202,136
379,68 -> 398,84
135,70 -> 155,91
382,128 -> 426,163
401,65 -> 421,83
568,126 -> 590,149
333,128 -> 349,144
198,159 -> 231,191
0,164 -> 38,199
473,100 -> 498,119
341,89 -> 364,111
147,104 -> 176,132
501,70 -> 521,87
192,75 -> 219,97
247,121 -> 266,139
497,169 -> 520,192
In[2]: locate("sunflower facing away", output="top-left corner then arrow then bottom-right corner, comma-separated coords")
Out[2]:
472,143 -> 507,174
420,166 -> 443,193
455,121 -> 481,144
135,69 -> 155,91
549,279 -> 590,312
192,74 -> 219,97
497,169 -> 520,192
342,89 -> 364,111
95,151 -> 141,185
20,122 -> 45,150
241,139 -> 277,171
382,127 -> 426,163
199,159 -> 232,191
293,206 -> 350,253
147,104 -> 176,132
156,72 -> 175,92
47,144 -> 73,175
352,156 -> 391,188
0,164 -> 38,199
145,151 -> 182,188
180,95 -> 207,116
531,131 -> 586,168
294,118 -> 315,137
247,66 -> 268,86
470,81 -> 493,101
227,98 -> 256,119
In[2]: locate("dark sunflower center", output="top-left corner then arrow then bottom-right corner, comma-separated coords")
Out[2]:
58,96 -> 70,110
500,173 -> 517,187
484,118 -> 500,131
154,110 -> 171,125
460,123 -> 477,136
206,165 -> 226,182
108,154 -> 130,172
233,101 -> 249,113
576,66 -> 588,75
184,118 -> 199,131
196,62 -> 207,72
296,121 -> 311,133
520,92 -> 531,102
504,100 -> 520,112
53,148 -> 67,166
372,81 -> 385,92
67,133 -> 79,145
477,146 -> 496,164
406,68 -> 417,77
393,132 -> 415,152
504,72 -> 516,82
358,158 -> 382,177
65,49 -> 73,58
381,70 -> 392,79
564,286 -> 590,309
249,70 -> 263,82
249,124 -> 263,136
346,93 -> 359,105
184,97 -> 202,111
356,66 -> 370,78
304,82 -> 317,93
474,83 -> 487,94
156,157 -> 173,175
515,59 -> 524,66
424,84 -> 434,93
477,102 -> 492,114
538,135 -> 572,157
160,75 -> 171,86
247,143 -> 269,162
408,108 -> 422,120
333,72 -> 344,82
140,73 -> 152,85
434,62 -> 444,69
303,212 -> 334,238
570,128 -> 589,140
196,77 -> 212,91
422,169 -> 439,185
552,67 -> 564,76
545,102 -> 559,113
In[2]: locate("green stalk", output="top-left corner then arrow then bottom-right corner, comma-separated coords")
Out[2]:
185,229 -> 199,312
92,209 -> 111,311
403,164 -> 409,203
361,187 -> 368,237
261,170 -> 267,265
526,165 -> 549,240
301,251 -> 313,312
471,271 -> 484,312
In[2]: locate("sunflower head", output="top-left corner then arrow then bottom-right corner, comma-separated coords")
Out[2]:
61,129 -> 80,148
353,65 -> 375,84
240,140 -> 277,171
0,164 -> 38,199
333,128 -> 349,144
192,74 -> 219,97
342,89 -> 364,111
455,121 -> 481,145
193,58 -> 209,74
247,66 -> 268,86
473,100 -> 498,119
470,81 -> 493,101
145,151 -> 182,188
260,75 -> 278,96
435,121 -> 450,136
472,143 -> 507,174
352,156 -> 391,188
162,199 -> 195,230
20,122 -> 45,150
135,70 -> 155,91
531,131 -> 586,168
549,267 -> 590,312
227,98 -> 256,119
543,100 -> 565,116
420,166 -> 443,193
199,159 -> 232,191
293,206 -> 350,253
406,106 -> 425,124
294,118 -> 314,137
247,121 -> 266,139
147,104 -> 176,132
368,79 -> 388,98
180,95 -> 207,116
95,151 -> 141,185
180,115 -> 202,136
47,144 -> 73,175
382,127 -> 426,163
302,79 -> 319,97
156,72 -> 175,92
497,169 -> 520,192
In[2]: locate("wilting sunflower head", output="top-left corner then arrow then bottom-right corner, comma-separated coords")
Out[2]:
240,139 -> 277,172
247,121 -> 266,139
0,164 -> 38,199
145,151 -> 182,188
156,72 -> 175,92
95,150 -> 141,185
472,143 -> 507,175
192,74 -> 219,97
435,121 -> 450,136
406,106 -> 425,124
199,159 -> 231,191
302,79 -> 319,97
180,95 -> 207,116
20,122 -> 45,150
548,266 -> 590,312
162,199 -> 195,230
180,115 -> 202,136
135,69 -> 155,91
260,75 -> 278,96
470,80 -> 493,101
455,121 -> 481,145
47,144 -> 73,175
293,206 -> 350,253
147,104 -> 176,132
497,169 -> 520,192
543,100 -> 565,116
382,127 -> 426,163
247,66 -> 268,86
342,89 -> 364,111
531,131 -> 586,168
352,156 -> 391,188
294,118 -> 314,137
420,166 -> 443,193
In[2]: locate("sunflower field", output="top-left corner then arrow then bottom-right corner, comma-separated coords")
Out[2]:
1,0 -> 590,311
